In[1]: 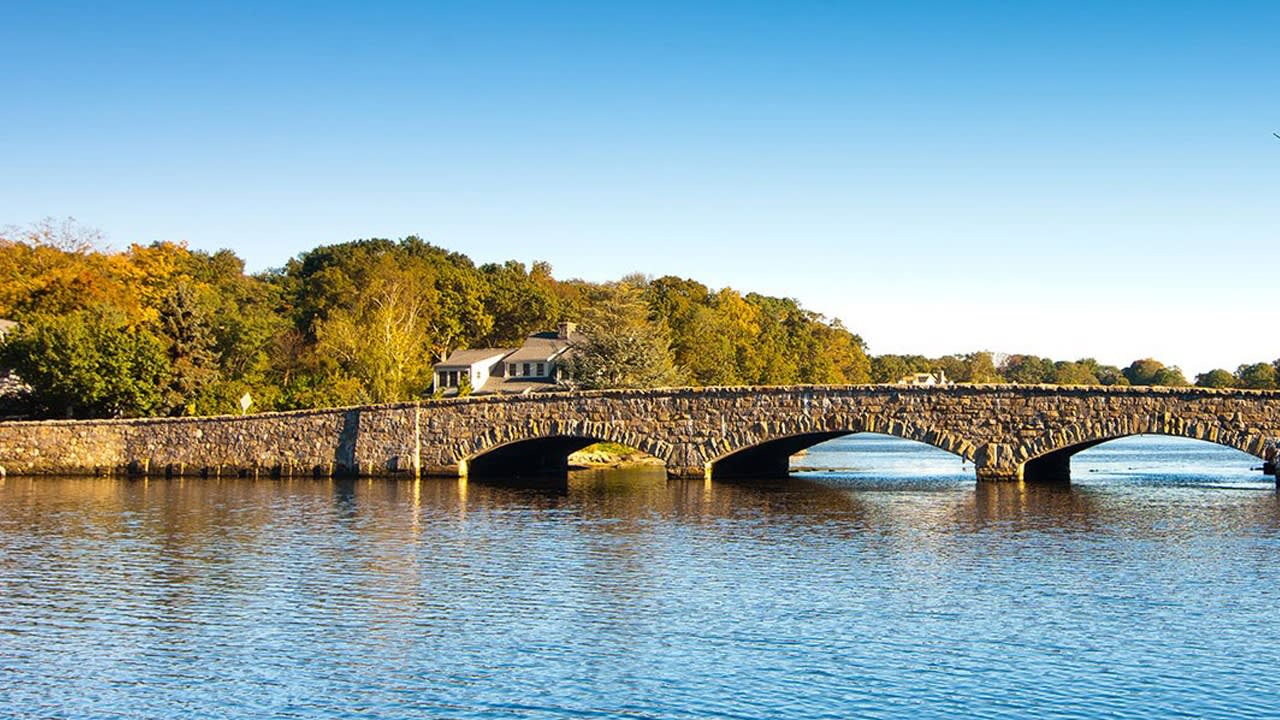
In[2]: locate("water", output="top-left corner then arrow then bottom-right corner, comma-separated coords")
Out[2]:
2,434 -> 1279,719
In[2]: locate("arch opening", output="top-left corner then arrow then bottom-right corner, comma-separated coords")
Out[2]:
1021,432 -> 1266,484
711,430 -> 967,480
463,436 -> 660,478
712,432 -> 850,479
1022,440 -> 1108,483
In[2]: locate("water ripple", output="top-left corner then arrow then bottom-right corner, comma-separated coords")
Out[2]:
1,436 -> 1279,718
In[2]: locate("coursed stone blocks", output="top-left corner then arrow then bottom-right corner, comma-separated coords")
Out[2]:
0,385 -> 1276,482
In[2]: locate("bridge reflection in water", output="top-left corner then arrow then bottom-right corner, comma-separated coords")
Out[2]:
4,437 -> 1271,544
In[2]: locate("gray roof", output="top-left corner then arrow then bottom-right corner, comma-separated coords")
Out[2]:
503,332 -> 582,363
435,348 -> 513,369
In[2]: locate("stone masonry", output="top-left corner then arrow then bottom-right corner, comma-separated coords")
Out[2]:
0,385 -> 1278,482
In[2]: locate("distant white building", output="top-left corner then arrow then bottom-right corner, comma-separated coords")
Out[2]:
432,322 -> 584,396
897,370 -> 950,387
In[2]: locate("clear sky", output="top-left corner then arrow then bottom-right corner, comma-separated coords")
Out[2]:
2,1 -> 1277,375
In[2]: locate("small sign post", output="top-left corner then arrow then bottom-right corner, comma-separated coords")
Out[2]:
239,392 -> 253,415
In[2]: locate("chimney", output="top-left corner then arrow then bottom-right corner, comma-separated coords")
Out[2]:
557,321 -> 577,339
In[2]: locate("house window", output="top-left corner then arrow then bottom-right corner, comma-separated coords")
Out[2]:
536,362 -> 545,376
522,362 -> 531,377
448,370 -> 458,387
509,363 -> 518,377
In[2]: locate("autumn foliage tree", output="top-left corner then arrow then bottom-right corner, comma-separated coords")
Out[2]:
1,218 -> 1273,419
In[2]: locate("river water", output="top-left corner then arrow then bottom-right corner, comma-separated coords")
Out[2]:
2,435 -> 1278,719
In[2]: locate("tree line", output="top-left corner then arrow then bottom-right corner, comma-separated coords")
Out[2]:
0,219 -> 1275,419
871,352 -> 1280,390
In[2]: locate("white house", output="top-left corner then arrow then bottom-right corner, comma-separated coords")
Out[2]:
432,322 -> 584,396
432,348 -> 512,395
500,322 -> 579,384
897,370 -> 950,387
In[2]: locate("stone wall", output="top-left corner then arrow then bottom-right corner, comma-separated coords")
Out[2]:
0,404 -> 420,478
1,385 -> 1277,482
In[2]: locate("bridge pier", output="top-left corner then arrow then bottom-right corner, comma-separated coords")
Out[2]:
973,446 -> 1071,484
974,467 -> 1022,482
666,465 -> 710,480
425,462 -> 464,478
973,443 -> 1022,483
976,462 -> 1075,484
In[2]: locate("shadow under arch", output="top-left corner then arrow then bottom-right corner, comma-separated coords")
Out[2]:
1020,420 -> 1268,483
710,416 -> 971,479
460,423 -> 667,479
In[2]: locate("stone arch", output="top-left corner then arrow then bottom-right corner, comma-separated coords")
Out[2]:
1016,414 -> 1269,482
456,418 -> 670,477
706,413 -> 976,479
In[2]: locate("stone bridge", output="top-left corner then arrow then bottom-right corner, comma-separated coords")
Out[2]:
1,385 -> 1278,483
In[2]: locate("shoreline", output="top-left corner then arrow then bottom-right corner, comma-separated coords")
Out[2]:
568,442 -> 665,469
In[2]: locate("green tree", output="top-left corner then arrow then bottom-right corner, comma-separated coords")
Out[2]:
801,317 -> 872,384
1235,362 -> 1277,389
0,307 -> 170,418
679,304 -> 742,385
286,237 -> 492,359
1123,358 -> 1167,386
1195,368 -> 1236,388
931,355 -> 969,383
157,281 -> 220,414
1150,366 -> 1190,387
961,352 -> 1002,383
871,354 -> 932,383
566,283 -> 682,389
1001,355 -> 1054,384
478,260 -> 560,346
1052,361 -> 1100,385
646,276 -> 715,379
871,355 -> 911,384
1076,358 -> 1128,386
313,274 -> 435,403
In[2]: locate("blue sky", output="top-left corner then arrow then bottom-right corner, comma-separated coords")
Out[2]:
2,1 -> 1277,374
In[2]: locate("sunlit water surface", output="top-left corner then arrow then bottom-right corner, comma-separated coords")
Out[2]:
2,435 -> 1279,719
